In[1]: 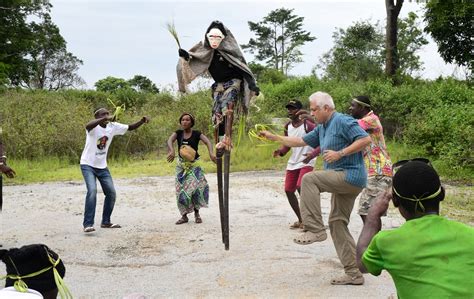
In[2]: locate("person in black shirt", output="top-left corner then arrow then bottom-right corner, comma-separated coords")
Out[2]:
167,113 -> 216,224
177,20 -> 259,149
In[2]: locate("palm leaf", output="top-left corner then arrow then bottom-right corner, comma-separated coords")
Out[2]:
166,21 -> 181,49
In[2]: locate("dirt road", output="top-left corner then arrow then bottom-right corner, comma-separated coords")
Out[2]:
1,171 -> 398,298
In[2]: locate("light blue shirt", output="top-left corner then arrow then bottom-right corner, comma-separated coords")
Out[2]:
303,112 -> 368,188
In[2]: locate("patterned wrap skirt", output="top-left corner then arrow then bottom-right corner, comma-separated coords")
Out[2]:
175,158 -> 209,215
211,79 -> 242,125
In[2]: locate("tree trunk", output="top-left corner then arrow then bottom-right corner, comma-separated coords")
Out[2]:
273,24 -> 279,71
281,23 -> 285,75
385,0 -> 404,79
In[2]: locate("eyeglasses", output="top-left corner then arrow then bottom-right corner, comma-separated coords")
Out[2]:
392,158 -> 431,174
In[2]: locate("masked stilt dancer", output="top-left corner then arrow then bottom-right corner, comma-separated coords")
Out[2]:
176,20 -> 259,249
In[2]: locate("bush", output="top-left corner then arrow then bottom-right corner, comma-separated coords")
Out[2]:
404,103 -> 474,168
1,77 -> 472,170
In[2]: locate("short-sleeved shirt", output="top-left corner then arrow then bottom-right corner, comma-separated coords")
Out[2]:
176,130 -> 202,160
80,122 -> 129,169
286,122 -> 316,170
362,215 -> 474,298
358,111 -> 392,177
303,112 -> 369,188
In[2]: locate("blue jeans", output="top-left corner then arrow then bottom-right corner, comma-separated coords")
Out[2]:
81,165 -> 116,227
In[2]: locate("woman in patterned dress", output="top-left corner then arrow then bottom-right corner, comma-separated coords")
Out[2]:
166,113 -> 216,224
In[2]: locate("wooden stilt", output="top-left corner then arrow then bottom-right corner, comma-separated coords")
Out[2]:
223,149 -> 230,250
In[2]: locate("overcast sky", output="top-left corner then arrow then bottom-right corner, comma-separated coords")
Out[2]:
49,0 -> 459,90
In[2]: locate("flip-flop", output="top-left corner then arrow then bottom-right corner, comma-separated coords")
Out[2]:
101,223 -> 121,228
84,227 -> 95,233
293,231 -> 327,245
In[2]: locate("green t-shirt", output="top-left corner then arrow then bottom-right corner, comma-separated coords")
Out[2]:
362,215 -> 474,298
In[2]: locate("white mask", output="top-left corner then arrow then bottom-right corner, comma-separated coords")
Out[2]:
206,28 -> 225,49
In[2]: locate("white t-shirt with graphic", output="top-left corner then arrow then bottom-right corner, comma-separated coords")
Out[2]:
287,123 -> 316,170
80,122 -> 129,169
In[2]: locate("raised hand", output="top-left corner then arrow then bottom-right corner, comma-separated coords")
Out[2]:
178,49 -> 190,61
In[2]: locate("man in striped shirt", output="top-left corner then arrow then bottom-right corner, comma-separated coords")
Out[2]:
260,91 -> 371,285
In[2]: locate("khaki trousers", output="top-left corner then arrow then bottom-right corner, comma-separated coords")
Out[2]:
300,170 -> 362,275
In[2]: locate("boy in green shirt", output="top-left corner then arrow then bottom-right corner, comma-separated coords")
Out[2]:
356,160 -> 474,298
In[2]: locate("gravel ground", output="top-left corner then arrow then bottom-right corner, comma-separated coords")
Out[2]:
1,171 -> 399,298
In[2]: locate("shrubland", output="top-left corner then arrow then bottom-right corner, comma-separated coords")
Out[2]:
1,76 -> 472,182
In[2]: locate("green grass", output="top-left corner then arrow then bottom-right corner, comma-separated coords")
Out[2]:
4,140 -> 287,185
3,140 -> 472,225
441,186 -> 474,225
5,140 -> 472,184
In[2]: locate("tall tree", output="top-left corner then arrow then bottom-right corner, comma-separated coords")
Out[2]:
385,0 -> 404,79
318,15 -> 427,81
128,75 -> 159,93
41,49 -> 85,90
0,0 -> 84,89
396,12 -> 428,77
318,21 -> 384,81
424,1 -> 474,79
242,8 -> 316,74
0,0 -> 51,86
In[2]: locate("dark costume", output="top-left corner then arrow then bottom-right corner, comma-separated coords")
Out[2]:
177,21 -> 259,134
176,20 -> 258,250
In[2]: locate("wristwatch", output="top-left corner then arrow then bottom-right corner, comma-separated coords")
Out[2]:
338,149 -> 346,157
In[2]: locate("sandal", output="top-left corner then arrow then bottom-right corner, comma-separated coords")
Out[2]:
84,226 -> 95,233
293,231 -> 327,245
330,274 -> 364,285
289,221 -> 303,230
101,223 -> 121,228
175,216 -> 188,225
195,216 -> 202,224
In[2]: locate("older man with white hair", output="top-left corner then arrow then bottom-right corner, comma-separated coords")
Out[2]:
260,91 -> 371,285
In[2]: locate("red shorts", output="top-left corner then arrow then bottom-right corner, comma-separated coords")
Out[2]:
284,166 -> 314,193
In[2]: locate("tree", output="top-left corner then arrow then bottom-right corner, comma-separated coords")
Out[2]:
396,12 -> 428,77
318,21 -> 384,81
0,0 -> 84,89
424,1 -> 474,79
318,15 -> 427,81
41,50 -> 85,90
242,8 -> 316,74
128,75 -> 159,93
385,0 -> 404,79
94,76 -> 131,93
248,62 -> 287,84
94,75 -> 159,93
0,0 -> 51,86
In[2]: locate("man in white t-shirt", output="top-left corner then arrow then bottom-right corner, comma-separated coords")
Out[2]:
80,108 -> 150,233
273,100 -> 320,229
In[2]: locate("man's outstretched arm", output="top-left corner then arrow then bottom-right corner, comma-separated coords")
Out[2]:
128,116 -> 150,131
259,131 -> 307,148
